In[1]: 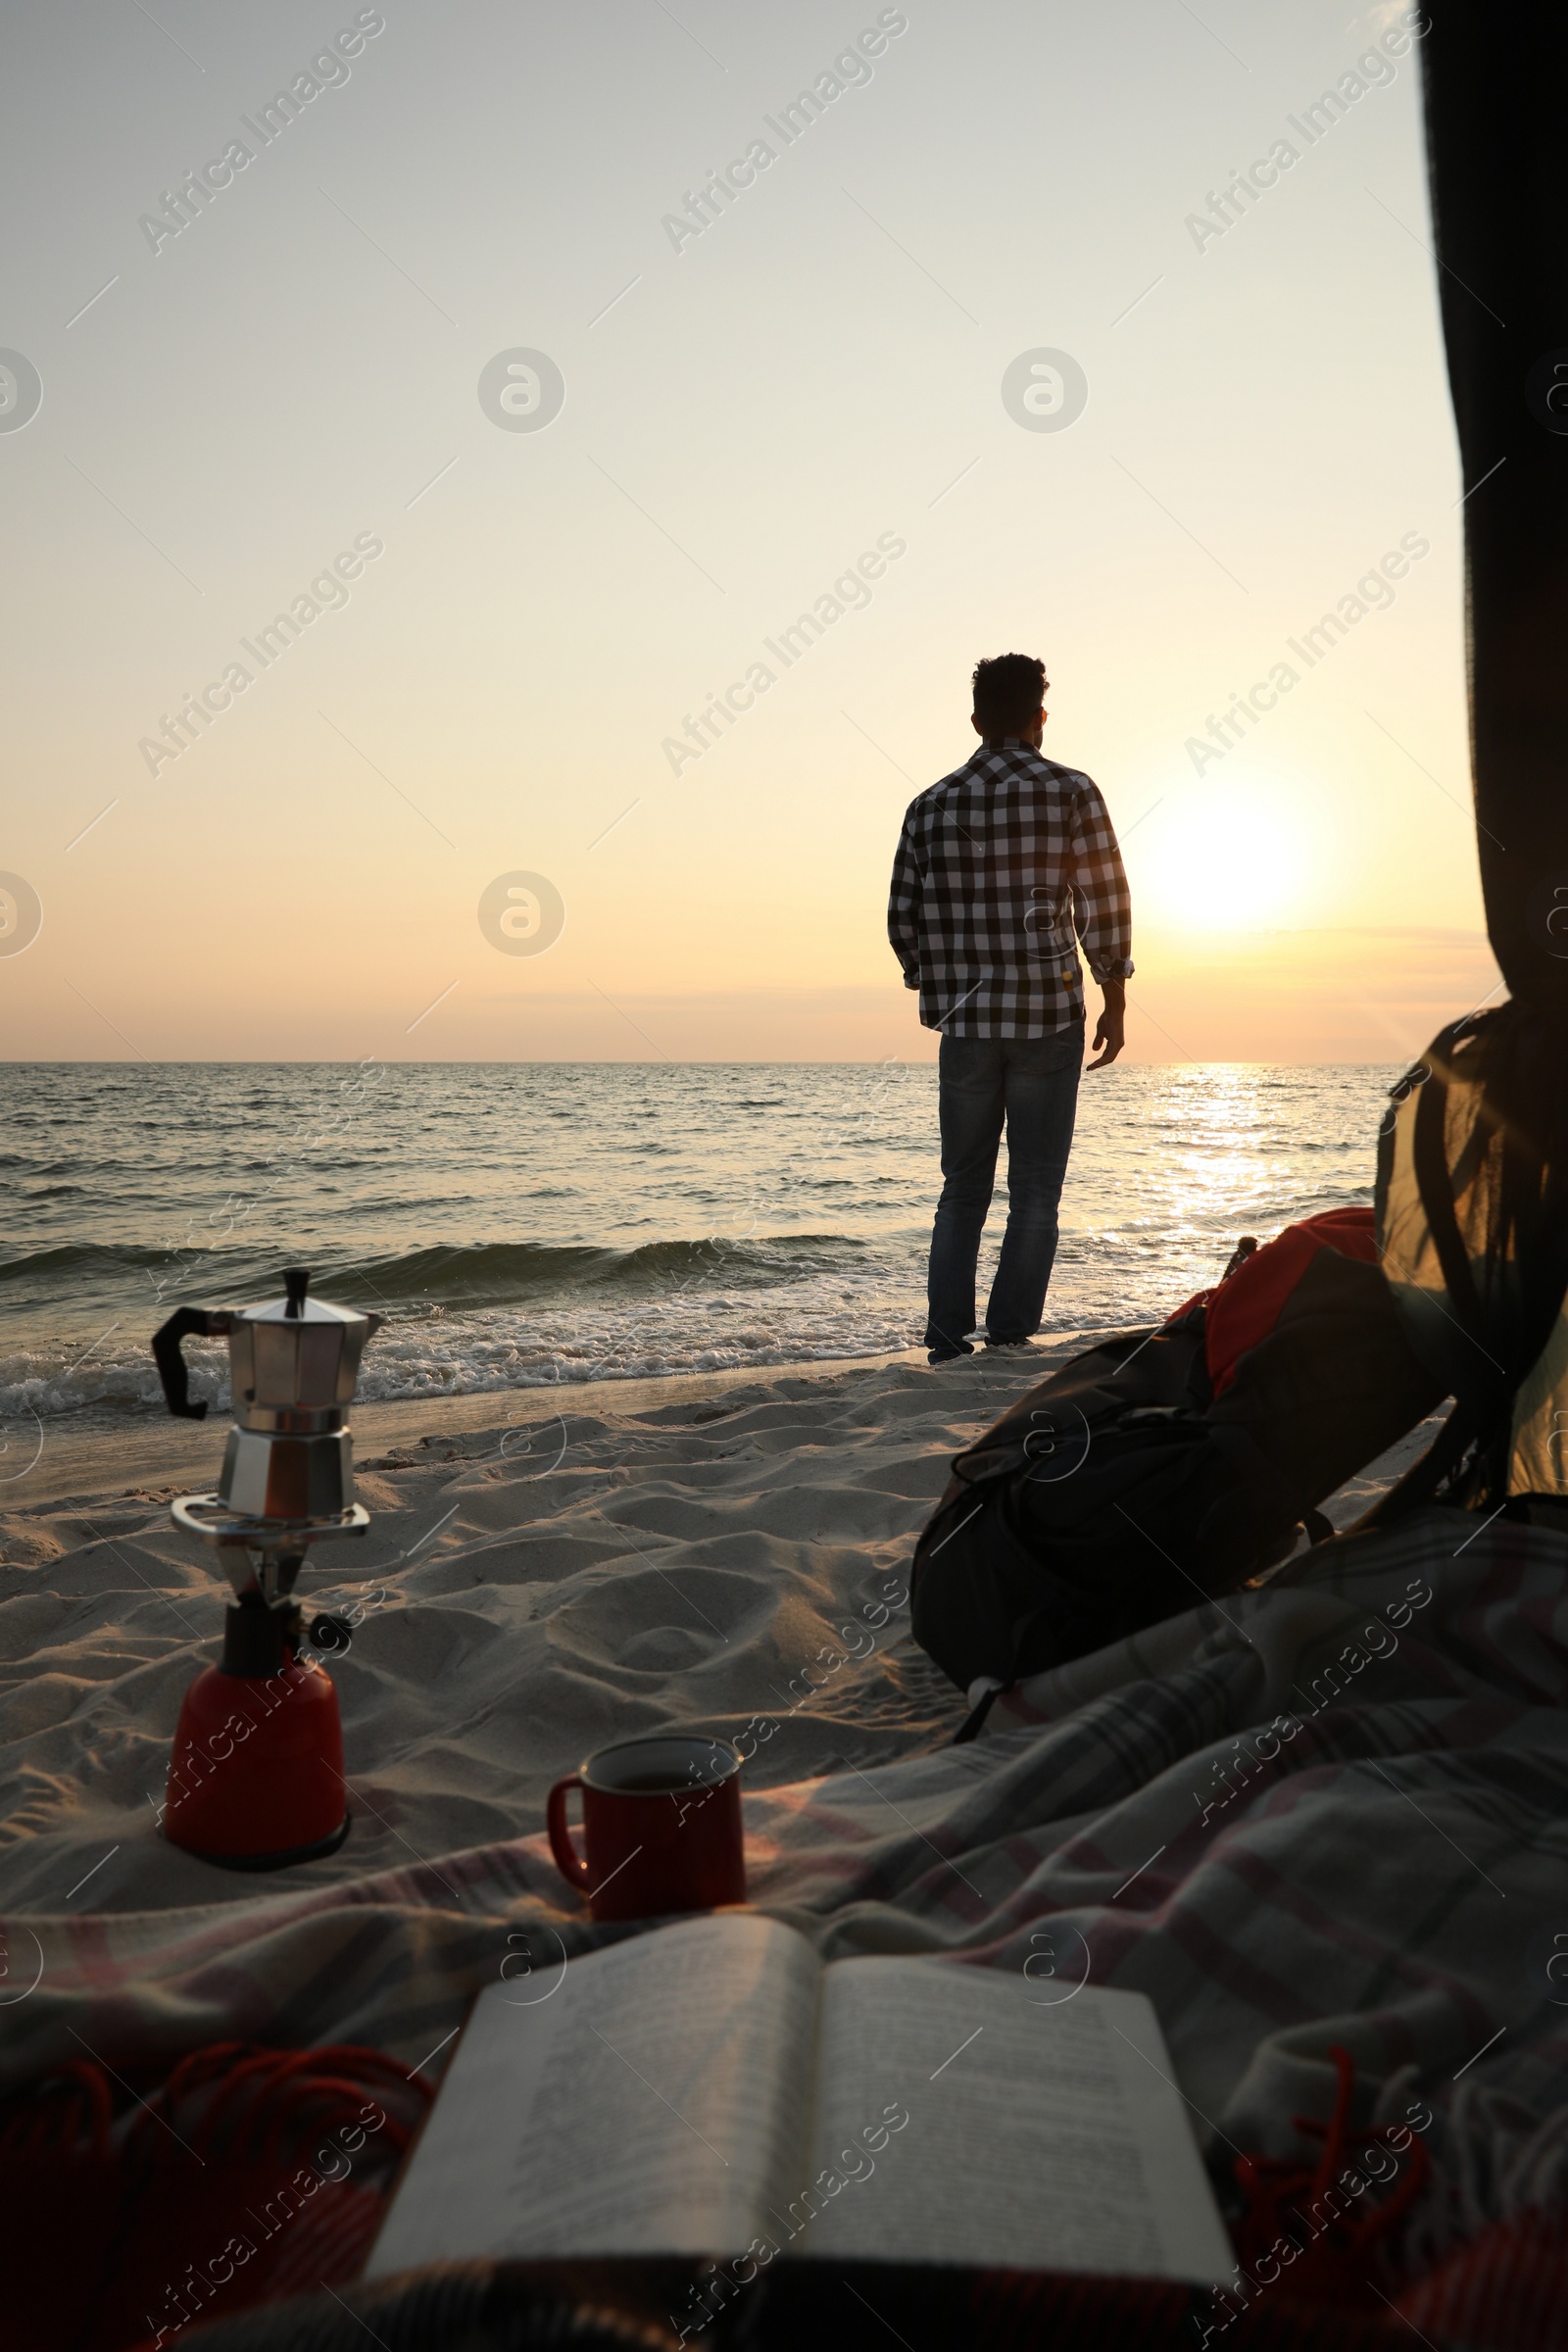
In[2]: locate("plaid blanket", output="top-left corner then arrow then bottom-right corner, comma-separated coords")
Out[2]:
6,1505 -> 1568,2266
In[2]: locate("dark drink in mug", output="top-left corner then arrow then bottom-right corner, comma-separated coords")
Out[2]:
547,1733 -> 746,1922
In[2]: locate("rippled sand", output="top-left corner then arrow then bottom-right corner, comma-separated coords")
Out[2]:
0,1347 -> 1437,1916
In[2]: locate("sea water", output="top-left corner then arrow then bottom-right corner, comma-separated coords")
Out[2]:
1,1060 -> 1401,1430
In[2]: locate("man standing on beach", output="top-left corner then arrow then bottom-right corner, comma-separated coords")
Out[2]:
888,653 -> 1133,1364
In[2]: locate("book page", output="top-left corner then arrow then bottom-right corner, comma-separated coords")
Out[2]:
792,1957 -> 1232,2281
366,1913 -> 819,2271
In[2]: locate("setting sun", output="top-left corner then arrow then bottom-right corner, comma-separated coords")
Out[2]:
1130,781 -> 1311,931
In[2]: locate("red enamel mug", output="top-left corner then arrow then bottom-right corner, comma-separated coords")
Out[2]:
547,1733 -> 747,1923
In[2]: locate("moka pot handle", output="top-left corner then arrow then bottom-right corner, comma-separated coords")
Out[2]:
151,1307 -> 234,1419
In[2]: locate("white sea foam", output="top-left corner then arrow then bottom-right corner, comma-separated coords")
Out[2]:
0,1278 -> 923,1428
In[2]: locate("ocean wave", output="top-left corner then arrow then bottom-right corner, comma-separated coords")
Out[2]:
0,1230 -> 870,1305
0,1059 -> 1400,1431
0,1242 -> 179,1286
327,1234 -> 872,1305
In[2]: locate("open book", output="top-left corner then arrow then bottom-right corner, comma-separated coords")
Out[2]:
371,1919 -> 1241,2285
368,1915 -> 1231,2280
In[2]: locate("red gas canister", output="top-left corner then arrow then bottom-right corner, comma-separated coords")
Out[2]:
163,1619 -> 349,1868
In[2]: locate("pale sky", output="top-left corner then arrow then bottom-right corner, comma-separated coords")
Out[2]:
0,0 -> 1493,1063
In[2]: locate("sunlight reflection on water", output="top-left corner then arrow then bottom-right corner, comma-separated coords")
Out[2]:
1,1059 -> 1398,1419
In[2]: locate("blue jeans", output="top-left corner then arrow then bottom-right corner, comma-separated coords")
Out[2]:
924,1024 -> 1084,1355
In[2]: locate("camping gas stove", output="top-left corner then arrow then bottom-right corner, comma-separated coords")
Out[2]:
152,1267 -> 378,1869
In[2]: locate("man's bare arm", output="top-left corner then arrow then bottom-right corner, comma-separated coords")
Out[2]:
1087,977 -> 1125,1070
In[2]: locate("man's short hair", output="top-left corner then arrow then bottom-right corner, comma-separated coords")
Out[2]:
972,652 -> 1047,736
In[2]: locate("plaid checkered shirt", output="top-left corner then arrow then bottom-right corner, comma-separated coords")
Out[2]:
887,739 -> 1135,1037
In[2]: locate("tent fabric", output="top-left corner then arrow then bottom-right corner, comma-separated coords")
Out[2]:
1421,7 -> 1568,1012
1378,1052 -> 1568,1499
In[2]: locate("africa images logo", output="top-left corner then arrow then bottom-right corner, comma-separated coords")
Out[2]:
0,350 -> 42,433
1525,350 -> 1568,436
1001,349 -> 1088,434
136,11 -> 387,254
477,350 -> 565,433
659,11 -> 909,255
478,872 -> 566,956
0,873 -> 43,957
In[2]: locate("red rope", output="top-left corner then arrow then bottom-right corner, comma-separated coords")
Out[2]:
0,2059 -> 115,2163
0,2039 -> 426,2176
1232,2044 -> 1431,2305
144,2040 -> 414,2166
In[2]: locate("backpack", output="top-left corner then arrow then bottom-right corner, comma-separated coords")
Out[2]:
909,1210 -> 1445,1734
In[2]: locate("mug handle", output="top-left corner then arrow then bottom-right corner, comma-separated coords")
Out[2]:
547,1776 -> 592,1893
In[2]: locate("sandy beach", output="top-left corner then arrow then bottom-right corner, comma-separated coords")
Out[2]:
0,1344 -> 1442,1921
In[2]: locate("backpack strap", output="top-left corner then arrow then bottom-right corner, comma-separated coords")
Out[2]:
945,1484 -> 1105,1744
951,1594 -> 1055,1745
